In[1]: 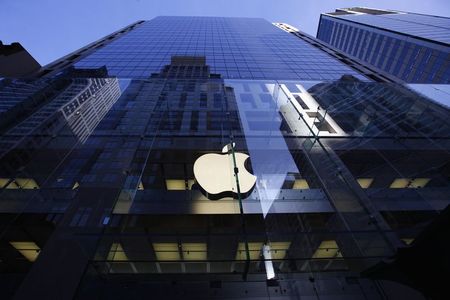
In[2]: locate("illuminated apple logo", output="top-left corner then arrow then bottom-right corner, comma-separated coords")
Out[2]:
194,144 -> 257,200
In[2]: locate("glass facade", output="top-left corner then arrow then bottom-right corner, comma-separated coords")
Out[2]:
317,10 -> 450,83
73,17 -> 366,81
332,12 -> 450,44
1,16 -> 449,299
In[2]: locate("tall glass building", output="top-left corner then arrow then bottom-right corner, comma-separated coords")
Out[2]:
316,8 -> 450,84
0,16 -> 449,300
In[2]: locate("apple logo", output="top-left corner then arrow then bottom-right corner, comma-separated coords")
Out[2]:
194,144 -> 257,200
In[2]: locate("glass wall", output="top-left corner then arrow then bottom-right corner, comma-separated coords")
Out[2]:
317,15 -> 450,83
73,17 -> 366,81
0,69 -> 449,297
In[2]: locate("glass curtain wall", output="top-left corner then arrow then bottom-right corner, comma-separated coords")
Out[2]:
0,67 -> 449,297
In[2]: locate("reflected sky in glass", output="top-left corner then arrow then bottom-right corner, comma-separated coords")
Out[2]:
230,80 -> 300,217
408,84 -> 450,109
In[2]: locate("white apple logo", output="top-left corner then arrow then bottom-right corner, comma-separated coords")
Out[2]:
194,144 -> 257,200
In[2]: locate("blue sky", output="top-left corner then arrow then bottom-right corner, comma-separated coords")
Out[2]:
1,0 -> 449,66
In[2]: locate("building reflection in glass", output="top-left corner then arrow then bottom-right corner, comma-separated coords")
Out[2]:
0,60 -> 449,298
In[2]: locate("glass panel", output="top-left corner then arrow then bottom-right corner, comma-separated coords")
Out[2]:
0,73 -> 448,295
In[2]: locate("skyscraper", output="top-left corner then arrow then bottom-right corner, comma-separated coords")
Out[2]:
0,16 -> 449,300
38,17 -> 376,81
316,7 -> 450,83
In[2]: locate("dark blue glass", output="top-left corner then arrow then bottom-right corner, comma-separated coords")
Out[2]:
75,17 -> 363,80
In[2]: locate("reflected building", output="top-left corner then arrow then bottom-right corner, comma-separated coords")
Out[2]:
60,77 -> 121,143
0,16 -> 449,300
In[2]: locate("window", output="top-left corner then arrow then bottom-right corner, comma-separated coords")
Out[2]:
166,179 -> 187,190
10,241 -> 40,262
312,240 -> 342,259
292,179 -> 310,189
107,243 -> 129,261
235,242 -> 263,260
390,178 -> 430,188
268,242 -> 291,259
357,178 -> 373,189
153,243 -> 180,261
181,243 -> 207,261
